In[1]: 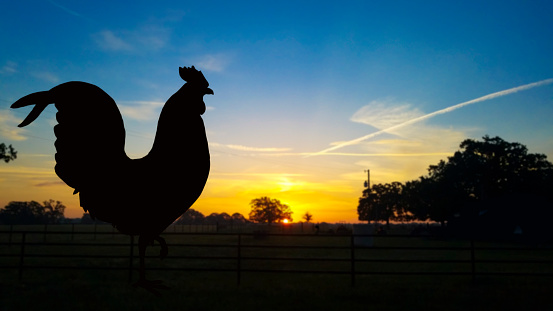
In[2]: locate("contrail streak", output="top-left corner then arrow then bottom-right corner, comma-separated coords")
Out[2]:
309,78 -> 553,156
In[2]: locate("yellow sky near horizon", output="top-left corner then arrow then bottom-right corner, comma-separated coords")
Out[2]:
0,139 -> 458,223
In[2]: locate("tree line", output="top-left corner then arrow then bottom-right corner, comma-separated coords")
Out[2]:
176,197 -> 302,226
174,209 -> 249,225
358,136 -> 553,229
2,142 -> 304,226
0,196 -> 301,226
0,200 -> 66,224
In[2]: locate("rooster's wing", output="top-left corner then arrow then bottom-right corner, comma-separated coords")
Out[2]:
12,82 -> 130,220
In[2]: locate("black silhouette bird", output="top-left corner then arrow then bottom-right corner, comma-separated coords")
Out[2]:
11,66 -> 212,294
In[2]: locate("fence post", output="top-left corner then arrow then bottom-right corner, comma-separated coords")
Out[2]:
470,239 -> 476,282
18,232 -> 26,281
9,224 -> 13,247
351,234 -> 355,286
237,233 -> 242,286
93,223 -> 97,240
71,223 -> 75,241
128,235 -> 135,282
43,223 -> 48,242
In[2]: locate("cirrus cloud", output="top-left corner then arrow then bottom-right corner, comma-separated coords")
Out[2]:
118,101 -> 164,121
350,99 -> 424,134
92,26 -> 170,52
0,111 -> 28,141
210,142 -> 291,152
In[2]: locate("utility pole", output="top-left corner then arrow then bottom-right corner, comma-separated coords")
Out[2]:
363,169 -> 370,197
363,169 -> 371,223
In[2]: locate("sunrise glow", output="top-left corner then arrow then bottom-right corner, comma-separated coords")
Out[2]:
1,1 -> 552,223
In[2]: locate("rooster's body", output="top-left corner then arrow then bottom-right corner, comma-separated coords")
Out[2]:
11,66 -> 212,293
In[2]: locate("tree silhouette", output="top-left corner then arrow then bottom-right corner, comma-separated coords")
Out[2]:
422,136 -> 553,222
0,143 -> 17,163
231,212 -> 249,224
248,196 -> 293,225
0,200 -> 65,224
302,212 -> 313,223
205,212 -> 232,225
175,208 -> 205,224
357,135 -> 553,230
358,182 -> 404,227
174,209 -> 249,226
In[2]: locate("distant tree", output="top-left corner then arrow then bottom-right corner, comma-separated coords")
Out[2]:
421,136 -> 553,223
302,212 -> 313,223
0,143 -> 17,163
357,135 -> 553,230
0,200 -> 65,224
231,212 -> 249,224
175,208 -> 205,224
80,212 -> 107,224
358,182 -> 404,228
81,213 -> 95,224
203,212 -> 231,225
174,210 -> 248,226
401,179 -> 428,221
248,196 -> 293,225
42,199 -> 66,224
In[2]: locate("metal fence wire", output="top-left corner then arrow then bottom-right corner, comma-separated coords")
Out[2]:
2,226 -> 553,286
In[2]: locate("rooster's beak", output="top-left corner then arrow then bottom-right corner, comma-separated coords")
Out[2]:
205,88 -> 214,95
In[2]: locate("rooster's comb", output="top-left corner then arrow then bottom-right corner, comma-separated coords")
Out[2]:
179,66 -> 209,87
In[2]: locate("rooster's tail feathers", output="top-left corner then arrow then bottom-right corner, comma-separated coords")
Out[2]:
11,91 -> 53,127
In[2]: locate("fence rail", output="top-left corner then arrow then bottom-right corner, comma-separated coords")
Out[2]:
2,227 -> 553,286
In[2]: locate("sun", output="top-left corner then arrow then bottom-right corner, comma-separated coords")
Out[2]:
282,219 -> 289,224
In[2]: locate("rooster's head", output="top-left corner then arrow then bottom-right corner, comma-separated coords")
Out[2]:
179,66 -> 214,96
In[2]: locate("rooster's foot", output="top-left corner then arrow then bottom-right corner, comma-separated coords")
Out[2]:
133,279 -> 170,296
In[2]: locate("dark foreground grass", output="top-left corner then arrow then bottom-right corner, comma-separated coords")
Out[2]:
2,269 -> 553,311
2,226 -> 553,310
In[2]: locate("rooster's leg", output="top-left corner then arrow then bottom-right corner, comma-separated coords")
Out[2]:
133,235 -> 169,295
154,236 -> 168,259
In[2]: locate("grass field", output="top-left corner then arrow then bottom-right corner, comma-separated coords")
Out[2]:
1,225 -> 553,311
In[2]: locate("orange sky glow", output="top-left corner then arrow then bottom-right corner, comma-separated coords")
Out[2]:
1,1 -> 552,224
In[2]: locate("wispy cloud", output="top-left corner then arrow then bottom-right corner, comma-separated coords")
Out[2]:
93,30 -> 133,52
193,54 -> 231,72
215,172 -> 306,177
0,61 -> 17,74
34,180 -> 65,187
225,144 -> 291,152
310,78 -> 553,156
302,152 -> 453,157
92,26 -> 171,53
0,111 -> 27,141
210,142 -> 291,152
31,71 -> 60,83
135,26 -> 169,51
0,165 -> 56,176
118,101 -> 164,121
350,99 -> 423,133
48,0 -> 84,19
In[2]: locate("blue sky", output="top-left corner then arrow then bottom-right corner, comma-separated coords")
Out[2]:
1,1 -> 552,222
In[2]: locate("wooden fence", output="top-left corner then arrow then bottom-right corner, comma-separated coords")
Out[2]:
2,226 -> 553,286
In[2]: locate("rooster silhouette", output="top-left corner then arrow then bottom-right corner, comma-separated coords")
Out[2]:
11,66 -> 212,294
